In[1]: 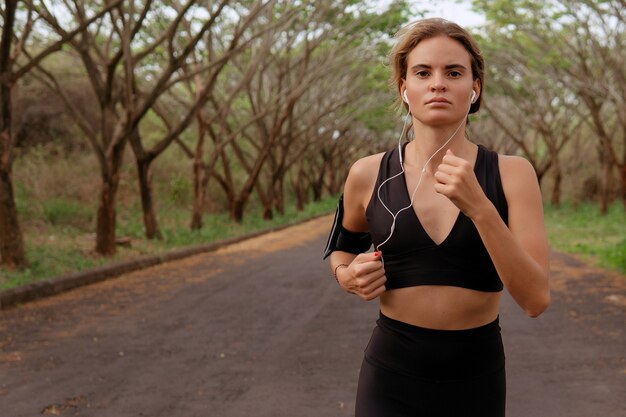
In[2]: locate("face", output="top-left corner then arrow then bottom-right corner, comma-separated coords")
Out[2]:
401,35 -> 480,127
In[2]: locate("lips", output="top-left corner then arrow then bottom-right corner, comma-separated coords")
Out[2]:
426,97 -> 451,104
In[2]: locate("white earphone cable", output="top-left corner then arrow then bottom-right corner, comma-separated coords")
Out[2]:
376,93 -> 474,250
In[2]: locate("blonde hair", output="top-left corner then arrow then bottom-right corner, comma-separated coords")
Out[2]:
389,18 -> 484,114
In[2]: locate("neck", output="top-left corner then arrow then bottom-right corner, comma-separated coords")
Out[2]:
406,119 -> 470,172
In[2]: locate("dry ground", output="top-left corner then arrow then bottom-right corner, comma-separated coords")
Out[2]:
0,216 -> 624,416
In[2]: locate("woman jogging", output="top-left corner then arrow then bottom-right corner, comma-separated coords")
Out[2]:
323,18 -> 550,417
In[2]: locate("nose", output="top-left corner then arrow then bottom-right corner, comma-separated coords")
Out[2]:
430,72 -> 447,92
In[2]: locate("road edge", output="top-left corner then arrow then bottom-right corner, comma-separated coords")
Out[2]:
0,213 -> 333,310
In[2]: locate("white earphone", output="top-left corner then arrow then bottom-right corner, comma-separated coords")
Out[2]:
377,88 -> 478,250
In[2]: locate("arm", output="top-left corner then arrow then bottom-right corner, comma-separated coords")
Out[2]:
435,150 -> 550,317
327,156 -> 387,301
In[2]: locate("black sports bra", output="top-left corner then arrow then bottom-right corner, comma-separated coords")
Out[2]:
365,143 -> 508,292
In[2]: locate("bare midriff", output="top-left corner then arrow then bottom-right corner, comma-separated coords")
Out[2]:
380,285 -> 501,330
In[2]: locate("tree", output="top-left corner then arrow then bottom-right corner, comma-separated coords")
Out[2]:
206,0 -> 408,221
476,29 -> 583,204
126,0 -> 278,239
0,0 -> 26,269
0,0 -> 122,267
473,0 -> 625,211
33,0 -> 269,253
162,0 -> 289,229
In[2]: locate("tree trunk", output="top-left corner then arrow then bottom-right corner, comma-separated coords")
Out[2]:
312,163 -> 324,201
254,182 -> 273,220
262,205 -> 273,220
96,178 -> 118,256
95,141 -> 125,255
598,146 -> 610,215
260,189 -> 274,221
274,177 -> 285,216
227,140 -> 274,223
295,184 -> 306,211
190,159 -> 205,230
136,157 -> 162,240
128,125 -> 162,240
190,116 -> 206,230
326,153 -> 341,195
294,164 -> 306,211
0,0 -> 26,269
297,165 -> 311,211
311,184 -> 322,201
301,184 -> 310,207
0,168 -> 26,268
229,199 -> 245,223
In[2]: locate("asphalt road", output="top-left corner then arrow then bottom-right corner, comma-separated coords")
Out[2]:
0,216 -> 624,417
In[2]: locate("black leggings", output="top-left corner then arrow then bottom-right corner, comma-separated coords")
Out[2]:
356,312 -> 506,417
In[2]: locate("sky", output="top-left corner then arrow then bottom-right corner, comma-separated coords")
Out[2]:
378,0 -> 486,28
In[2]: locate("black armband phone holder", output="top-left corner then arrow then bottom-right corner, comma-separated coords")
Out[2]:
323,194 -> 372,259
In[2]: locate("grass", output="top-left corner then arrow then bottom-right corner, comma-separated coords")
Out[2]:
0,195 -> 339,290
2,143 -> 341,291
2,194 -> 623,291
544,202 -> 626,274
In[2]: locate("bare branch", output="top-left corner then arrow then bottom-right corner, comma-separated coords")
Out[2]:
14,0 -> 123,82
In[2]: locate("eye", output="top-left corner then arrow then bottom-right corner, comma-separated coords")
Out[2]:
448,70 -> 462,78
414,70 -> 430,78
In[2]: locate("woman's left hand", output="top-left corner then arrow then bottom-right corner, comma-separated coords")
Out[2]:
433,149 -> 491,219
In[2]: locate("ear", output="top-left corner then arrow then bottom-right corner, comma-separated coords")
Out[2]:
472,78 -> 481,102
400,79 -> 407,103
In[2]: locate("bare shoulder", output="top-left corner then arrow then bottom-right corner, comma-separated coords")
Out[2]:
497,154 -> 541,202
498,154 -> 534,170
342,152 -> 385,231
346,152 -> 385,191
498,155 -> 542,209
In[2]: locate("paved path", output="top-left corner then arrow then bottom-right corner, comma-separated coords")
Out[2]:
0,216 -> 624,417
